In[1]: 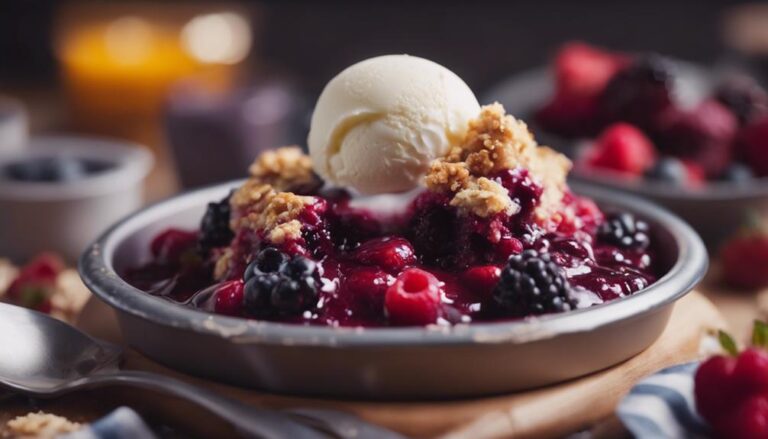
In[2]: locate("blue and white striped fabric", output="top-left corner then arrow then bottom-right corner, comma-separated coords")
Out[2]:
617,362 -> 711,439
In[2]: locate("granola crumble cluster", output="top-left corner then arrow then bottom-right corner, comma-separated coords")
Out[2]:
4,412 -> 81,438
426,103 -> 571,220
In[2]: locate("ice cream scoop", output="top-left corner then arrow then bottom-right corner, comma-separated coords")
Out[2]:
308,54 -> 480,195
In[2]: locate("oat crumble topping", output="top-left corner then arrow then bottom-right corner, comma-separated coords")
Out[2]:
248,146 -> 319,192
5,412 -> 81,438
426,103 -> 571,219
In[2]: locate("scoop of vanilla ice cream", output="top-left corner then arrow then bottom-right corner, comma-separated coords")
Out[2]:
308,54 -> 481,195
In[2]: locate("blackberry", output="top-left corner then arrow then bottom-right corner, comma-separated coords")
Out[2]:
597,212 -> 650,249
492,250 -> 574,317
243,248 -> 319,316
715,76 -> 768,125
644,157 -> 688,185
599,55 -> 673,128
199,193 -> 234,252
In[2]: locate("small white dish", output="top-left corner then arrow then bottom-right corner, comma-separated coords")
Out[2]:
0,97 -> 28,154
0,136 -> 153,262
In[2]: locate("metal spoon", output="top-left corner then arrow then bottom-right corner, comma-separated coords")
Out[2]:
0,303 -> 403,439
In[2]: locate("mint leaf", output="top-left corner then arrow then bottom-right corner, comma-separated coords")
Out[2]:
753,320 -> 768,349
719,330 -> 739,356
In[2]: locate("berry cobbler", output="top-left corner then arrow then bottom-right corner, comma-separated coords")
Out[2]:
126,55 -> 659,327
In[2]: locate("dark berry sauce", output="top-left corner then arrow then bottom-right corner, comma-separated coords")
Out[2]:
124,168 -> 659,327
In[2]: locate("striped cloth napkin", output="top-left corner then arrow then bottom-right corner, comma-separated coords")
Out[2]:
617,362 -> 711,439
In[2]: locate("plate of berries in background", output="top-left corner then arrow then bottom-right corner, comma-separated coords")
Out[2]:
486,41 -> 768,247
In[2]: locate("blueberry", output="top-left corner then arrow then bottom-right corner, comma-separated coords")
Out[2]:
597,212 -> 650,249
720,163 -> 754,184
4,157 -> 112,183
492,250 -> 574,317
242,248 -> 319,316
644,158 -> 688,185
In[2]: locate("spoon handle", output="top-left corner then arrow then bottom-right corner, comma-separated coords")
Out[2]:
78,370 -> 326,439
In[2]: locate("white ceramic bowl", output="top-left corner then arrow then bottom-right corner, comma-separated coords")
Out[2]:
0,97 -> 28,154
0,136 -> 153,262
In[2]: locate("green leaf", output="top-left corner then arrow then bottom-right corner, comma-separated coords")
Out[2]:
719,330 -> 739,356
753,320 -> 768,349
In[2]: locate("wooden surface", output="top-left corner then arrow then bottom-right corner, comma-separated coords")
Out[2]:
73,291 -> 725,439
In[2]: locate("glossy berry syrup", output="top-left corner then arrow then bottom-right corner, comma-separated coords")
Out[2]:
124,168 -> 658,327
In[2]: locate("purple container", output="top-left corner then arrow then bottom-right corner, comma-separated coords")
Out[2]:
164,80 -> 307,189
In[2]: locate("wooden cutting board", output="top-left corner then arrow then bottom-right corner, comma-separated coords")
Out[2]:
72,292 -> 724,438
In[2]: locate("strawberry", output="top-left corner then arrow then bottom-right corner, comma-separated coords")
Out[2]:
536,42 -> 627,138
583,123 -> 657,175
695,324 -> 768,439
721,225 -> 768,290
5,253 -> 64,312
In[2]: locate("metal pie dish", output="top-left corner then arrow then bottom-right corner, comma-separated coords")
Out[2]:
79,181 -> 707,399
486,62 -> 768,248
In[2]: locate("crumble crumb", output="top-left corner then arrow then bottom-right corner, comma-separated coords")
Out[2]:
248,146 -> 319,192
213,248 -> 234,281
451,177 -> 519,218
5,412 -> 81,438
268,219 -> 303,244
426,103 -> 571,219
50,269 -> 91,323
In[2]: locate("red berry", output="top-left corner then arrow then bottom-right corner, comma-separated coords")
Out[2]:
740,117 -> 768,177
384,268 -> 442,325
461,266 -> 501,300
352,237 -> 416,273
496,237 -> 523,260
695,355 -> 739,422
6,253 -> 64,302
734,348 -> 768,393
585,123 -> 657,175
150,229 -> 198,264
214,280 -> 244,316
713,394 -> 768,439
655,100 -> 737,177
554,42 -> 627,100
720,234 -> 768,289
536,42 -> 626,138
343,267 -> 393,314
681,161 -> 706,187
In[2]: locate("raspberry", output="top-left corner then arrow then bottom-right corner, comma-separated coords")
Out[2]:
694,355 -> 740,422
739,117 -> 768,177
352,236 -> 416,273
461,266 -> 501,300
384,268 -> 442,325
655,100 -> 738,177
597,212 -> 650,249
199,193 -> 234,253
150,229 -> 198,265
599,55 -> 673,129
715,75 -> 768,125
213,279 -> 244,316
492,250 -> 574,317
242,247 -> 320,317
584,123 -> 656,175
721,233 -> 768,289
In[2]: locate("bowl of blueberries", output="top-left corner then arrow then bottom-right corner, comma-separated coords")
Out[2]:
0,136 -> 153,262
487,41 -> 768,247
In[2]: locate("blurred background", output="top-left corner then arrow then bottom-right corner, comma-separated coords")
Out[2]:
1,0 -> 766,199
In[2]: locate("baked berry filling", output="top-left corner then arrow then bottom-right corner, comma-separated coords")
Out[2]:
124,167 -> 657,327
